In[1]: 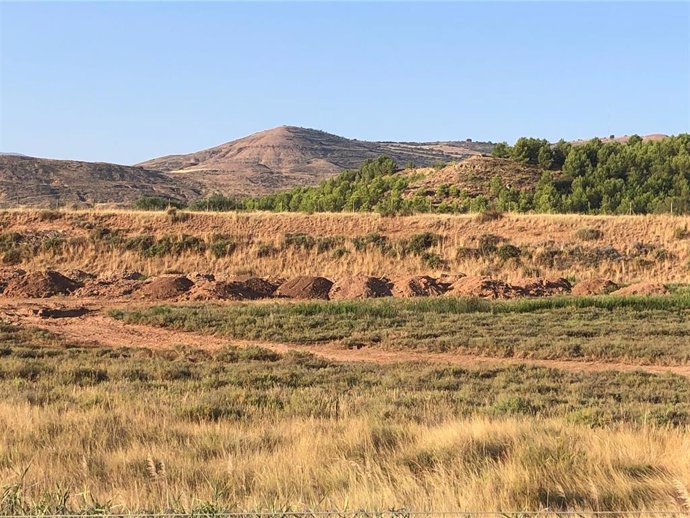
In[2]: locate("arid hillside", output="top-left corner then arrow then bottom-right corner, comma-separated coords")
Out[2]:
139,126 -> 494,195
0,155 -> 200,208
1,209 -> 688,284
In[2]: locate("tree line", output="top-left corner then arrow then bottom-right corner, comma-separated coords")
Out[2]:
136,134 -> 690,215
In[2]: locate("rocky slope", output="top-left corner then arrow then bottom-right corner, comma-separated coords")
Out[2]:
139,126 -> 494,195
0,155 -> 199,208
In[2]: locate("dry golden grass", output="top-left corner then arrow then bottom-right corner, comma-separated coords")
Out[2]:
3,403 -> 690,512
2,209 -> 689,283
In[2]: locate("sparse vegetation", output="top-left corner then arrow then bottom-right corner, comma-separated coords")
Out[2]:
1,327 -> 690,512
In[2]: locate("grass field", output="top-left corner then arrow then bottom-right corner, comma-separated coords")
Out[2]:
112,295 -> 690,365
1,326 -> 690,513
4,209 -> 690,513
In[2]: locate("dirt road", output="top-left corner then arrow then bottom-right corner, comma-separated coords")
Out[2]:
4,299 -> 689,379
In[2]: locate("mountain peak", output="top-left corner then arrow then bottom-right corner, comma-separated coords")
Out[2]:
137,127 -> 493,196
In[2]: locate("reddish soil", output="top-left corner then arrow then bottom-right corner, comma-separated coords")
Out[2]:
391,275 -> 448,297
329,275 -> 392,300
519,277 -> 572,297
572,278 -> 619,296
612,282 -> 669,296
139,275 -> 194,300
448,276 -> 520,299
275,276 -> 333,300
3,270 -> 81,298
10,303 -> 689,380
186,280 -> 262,301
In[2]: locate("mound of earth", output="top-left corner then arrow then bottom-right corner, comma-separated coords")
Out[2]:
140,275 -> 194,300
447,276 -> 521,299
187,280 -> 262,301
612,282 -> 669,296
518,277 -> 572,297
75,278 -> 144,298
62,269 -> 96,283
3,270 -> 81,298
234,276 -> 280,297
329,275 -> 392,300
0,268 -> 26,293
391,275 -> 449,298
275,276 -> 333,300
571,278 -> 619,296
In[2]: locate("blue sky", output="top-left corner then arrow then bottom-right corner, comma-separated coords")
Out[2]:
1,1 -> 689,164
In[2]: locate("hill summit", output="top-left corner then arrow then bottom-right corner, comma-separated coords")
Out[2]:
138,126 -> 493,195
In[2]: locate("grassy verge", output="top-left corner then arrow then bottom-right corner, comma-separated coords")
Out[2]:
111,295 -> 690,364
1,331 -> 690,512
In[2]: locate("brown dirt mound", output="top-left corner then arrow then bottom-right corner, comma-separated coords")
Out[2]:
62,269 -> 96,283
518,277 -> 572,297
0,268 -> 26,293
275,276 -> 333,300
447,276 -> 521,299
3,270 -> 81,298
571,278 -> 619,296
74,278 -> 144,298
187,280 -> 262,301
234,277 -> 279,297
391,275 -> 448,298
139,275 -> 194,300
329,275 -> 392,300
100,270 -> 146,282
612,282 -> 669,296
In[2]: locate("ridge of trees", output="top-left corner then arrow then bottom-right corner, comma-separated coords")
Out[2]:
141,134 -> 690,215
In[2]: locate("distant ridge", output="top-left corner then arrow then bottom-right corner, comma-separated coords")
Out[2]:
138,126 -> 495,195
0,155 -> 199,208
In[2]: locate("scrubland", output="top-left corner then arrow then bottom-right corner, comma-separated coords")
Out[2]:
1,209 -> 690,282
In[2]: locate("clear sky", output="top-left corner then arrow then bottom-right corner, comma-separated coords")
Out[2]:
1,1 -> 689,164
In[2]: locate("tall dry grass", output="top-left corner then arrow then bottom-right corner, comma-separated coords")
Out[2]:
1,209 -> 689,282
2,402 -> 690,512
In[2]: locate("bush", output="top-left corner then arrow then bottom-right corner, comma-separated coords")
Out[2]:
421,252 -> 447,269
404,232 -> 440,255
474,210 -> 504,223
478,234 -> 502,255
576,227 -> 603,241
284,233 -> 316,250
497,244 -> 521,261
134,196 -> 185,211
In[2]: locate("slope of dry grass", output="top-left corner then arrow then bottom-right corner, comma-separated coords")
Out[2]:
1,209 -> 689,283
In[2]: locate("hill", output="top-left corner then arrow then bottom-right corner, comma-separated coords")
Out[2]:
138,125 -> 493,195
0,155 -> 200,208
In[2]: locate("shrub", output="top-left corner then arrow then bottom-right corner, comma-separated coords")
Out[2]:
133,196 -> 184,211
284,233 -> 316,250
209,237 -> 235,258
674,226 -> 689,240
404,232 -> 440,255
421,252 -> 447,269
166,207 -> 190,223
2,249 -> 22,265
474,210 -> 504,223
37,210 -> 62,221
576,227 -> 603,241
256,244 -> 277,258
497,244 -> 522,261
478,233 -> 502,255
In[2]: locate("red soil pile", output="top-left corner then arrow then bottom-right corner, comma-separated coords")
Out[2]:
275,276 -> 333,300
391,275 -> 448,297
329,275 -> 392,300
187,280 -> 263,301
571,278 -> 619,296
447,276 -> 520,299
139,275 -> 194,300
0,268 -> 26,293
518,277 -> 572,297
3,270 -> 81,298
612,282 -> 669,296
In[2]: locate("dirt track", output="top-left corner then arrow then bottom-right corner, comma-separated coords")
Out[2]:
4,299 -> 690,379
